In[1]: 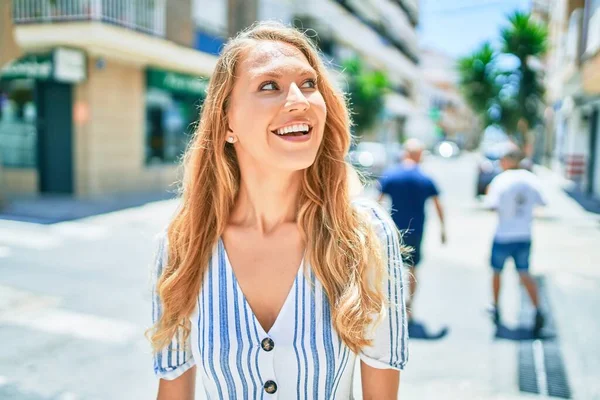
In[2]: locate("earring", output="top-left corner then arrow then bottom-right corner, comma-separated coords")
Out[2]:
226,136 -> 235,144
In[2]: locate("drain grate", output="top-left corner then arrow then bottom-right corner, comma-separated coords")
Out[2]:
543,341 -> 572,398
517,276 -> 572,398
518,341 -> 539,394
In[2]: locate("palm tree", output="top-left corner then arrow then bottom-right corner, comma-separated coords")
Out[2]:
457,42 -> 497,127
500,11 -> 547,140
342,57 -> 389,136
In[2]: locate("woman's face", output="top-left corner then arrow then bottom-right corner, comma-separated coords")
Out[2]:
227,40 -> 327,173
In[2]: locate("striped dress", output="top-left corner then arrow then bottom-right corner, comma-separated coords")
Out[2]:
151,201 -> 408,399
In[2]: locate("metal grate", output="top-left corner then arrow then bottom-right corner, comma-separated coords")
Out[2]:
517,276 -> 572,398
518,341 -> 539,394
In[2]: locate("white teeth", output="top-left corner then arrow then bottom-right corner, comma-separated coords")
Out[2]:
275,123 -> 311,135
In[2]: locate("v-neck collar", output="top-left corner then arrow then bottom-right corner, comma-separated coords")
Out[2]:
218,238 -> 305,337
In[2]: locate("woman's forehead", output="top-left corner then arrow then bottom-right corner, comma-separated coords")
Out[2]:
240,41 -> 315,77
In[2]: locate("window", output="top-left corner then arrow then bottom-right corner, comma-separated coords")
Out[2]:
145,88 -> 201,164
0,79 -> 37,168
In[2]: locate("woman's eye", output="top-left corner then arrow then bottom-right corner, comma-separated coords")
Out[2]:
259,81 -> 278,91
301,79 -> 317,89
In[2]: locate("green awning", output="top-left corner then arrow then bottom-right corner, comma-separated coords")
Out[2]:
147,68 -> 208,97
1,48 -> 86,83
1,53 -> 53,80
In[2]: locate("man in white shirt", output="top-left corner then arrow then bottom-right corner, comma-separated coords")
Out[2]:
485,146 -> 546,336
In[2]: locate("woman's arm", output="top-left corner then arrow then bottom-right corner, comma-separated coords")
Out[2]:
157,365 -> 197,400
361,361 -> 400,400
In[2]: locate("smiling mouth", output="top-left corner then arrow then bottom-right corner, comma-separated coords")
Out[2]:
271,123 -> 313,137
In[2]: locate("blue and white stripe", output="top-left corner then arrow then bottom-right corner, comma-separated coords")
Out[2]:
151,201 -> 408,398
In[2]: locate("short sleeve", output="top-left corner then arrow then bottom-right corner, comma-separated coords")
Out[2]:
485,176 -> 501,209
354,200 -> 409,371
426,178 -> 439,198
530,176 -> 547,206
378,175 -> 390,195
151,232 -> 196,380
533,188 -> 547,206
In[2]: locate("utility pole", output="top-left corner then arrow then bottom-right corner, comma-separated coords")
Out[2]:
227,0 -> 258,38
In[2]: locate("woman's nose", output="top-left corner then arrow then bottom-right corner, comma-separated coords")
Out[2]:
284,83 -> 309,112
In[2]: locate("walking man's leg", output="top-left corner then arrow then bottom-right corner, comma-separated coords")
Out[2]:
492,272 -> 502,306
490,242 -> 508,324
514,242 -> 544,335
518,272 -> 539,308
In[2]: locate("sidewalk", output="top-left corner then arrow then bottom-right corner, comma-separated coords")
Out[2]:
533,165 -> 600,227
0,191 -> 176,224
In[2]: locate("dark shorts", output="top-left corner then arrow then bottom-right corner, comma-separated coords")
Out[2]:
491,241 -> 531,272
401,231 -> 423,267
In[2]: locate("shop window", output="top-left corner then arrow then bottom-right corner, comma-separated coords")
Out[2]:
145,88 -> 202,164
0,79 -> 37,168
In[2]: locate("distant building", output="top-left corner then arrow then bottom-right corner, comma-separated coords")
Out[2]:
545,0 -> 600,198
1,0 -> 422,198
410,48 -> 480,149
1,0 -> 217,197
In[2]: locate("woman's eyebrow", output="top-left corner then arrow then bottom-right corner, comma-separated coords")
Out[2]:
250,67 -> 317,80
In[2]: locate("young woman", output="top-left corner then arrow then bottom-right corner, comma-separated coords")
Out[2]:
149,21 -> 408,400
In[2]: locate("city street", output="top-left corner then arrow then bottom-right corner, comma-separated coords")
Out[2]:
1,153 -> 599,400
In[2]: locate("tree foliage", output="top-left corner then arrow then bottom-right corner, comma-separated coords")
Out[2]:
342,57 -> 389,135
501,11 -> 548,131
457,42 -> 497,127
457,11 -> 548,139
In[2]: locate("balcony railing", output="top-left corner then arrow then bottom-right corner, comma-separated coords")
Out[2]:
12,0 -> 166,37
335,0 -> 419,64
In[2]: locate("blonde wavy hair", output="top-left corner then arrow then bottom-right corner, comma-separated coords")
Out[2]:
149,21 -> 387,354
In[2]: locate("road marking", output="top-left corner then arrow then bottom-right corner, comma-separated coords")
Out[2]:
0,227 -> 60,249
0,308 -> 139,344
0,285 -> 139,344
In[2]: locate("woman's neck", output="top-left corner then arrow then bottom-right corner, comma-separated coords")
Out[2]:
229,168 -> 302,235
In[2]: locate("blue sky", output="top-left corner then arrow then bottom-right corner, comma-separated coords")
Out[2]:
418,0 -> 532,58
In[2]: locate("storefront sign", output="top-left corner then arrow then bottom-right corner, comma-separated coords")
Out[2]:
1,48 -> 86,83
0,54 -> 53,80
53,48 -> 86,83
147,68 -> 208,97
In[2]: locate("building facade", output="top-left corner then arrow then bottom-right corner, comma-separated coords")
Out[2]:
2,0 -> 421,198
415,48 -> 480,149
546,0 -> 600,198
1,0 -> 217,198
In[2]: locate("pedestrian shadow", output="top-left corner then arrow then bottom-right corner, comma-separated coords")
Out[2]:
408,320 -> 450,340
494,323 -> 556,341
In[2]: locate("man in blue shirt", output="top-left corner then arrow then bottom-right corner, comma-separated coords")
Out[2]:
378,139 -> 446,320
